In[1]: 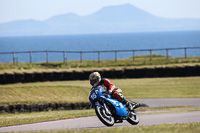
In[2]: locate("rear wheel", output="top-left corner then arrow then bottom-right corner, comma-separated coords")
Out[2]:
95,105 -> 114,126
127,110 -> 139,125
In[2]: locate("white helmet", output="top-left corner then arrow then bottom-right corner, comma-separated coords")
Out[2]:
89,72 -> 101,87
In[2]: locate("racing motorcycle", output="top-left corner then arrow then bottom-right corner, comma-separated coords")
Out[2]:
89,86 -> 139,126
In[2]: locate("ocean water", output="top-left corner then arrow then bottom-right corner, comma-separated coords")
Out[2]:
0,31 -> 200,63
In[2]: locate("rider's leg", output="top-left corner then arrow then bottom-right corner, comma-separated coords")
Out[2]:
122,98 -> 140,110
111,87 -> 140,110
112,90 -> 135,110
121,97 -> 134,110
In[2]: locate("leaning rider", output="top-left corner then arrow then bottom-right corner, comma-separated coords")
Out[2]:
89,72 -> 140,110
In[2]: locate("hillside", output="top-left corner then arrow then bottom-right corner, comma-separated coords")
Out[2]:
0,4 -> 200,36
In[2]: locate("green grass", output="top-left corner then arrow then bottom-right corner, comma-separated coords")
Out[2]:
0,77 -> 200,105
1,56 -> 200,132
0,80 -> 90,105
0,106 -> 200,127
116,77 -> 200,99
0,109 -> 95,127
0,55 -> 199,71
25,122 -> 200,133
3,122 -> 200,133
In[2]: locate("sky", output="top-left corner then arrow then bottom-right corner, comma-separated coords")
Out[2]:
0,0 -> 200,23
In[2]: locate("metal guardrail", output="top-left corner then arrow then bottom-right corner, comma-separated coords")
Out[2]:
0,47 -> 200,64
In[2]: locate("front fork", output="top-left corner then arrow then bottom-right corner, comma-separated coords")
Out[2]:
103,102 -> 112,116
96,100 -> 112,116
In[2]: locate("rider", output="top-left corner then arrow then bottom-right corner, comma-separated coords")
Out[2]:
89,72 -> 140,110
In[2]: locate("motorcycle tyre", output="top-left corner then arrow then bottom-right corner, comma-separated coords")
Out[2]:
127,110 -> 139,125
95,105 -> 114,126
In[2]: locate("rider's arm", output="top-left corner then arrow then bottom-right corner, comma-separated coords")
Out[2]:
103,78 -> 116,94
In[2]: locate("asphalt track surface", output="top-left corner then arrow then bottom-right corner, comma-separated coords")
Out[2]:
133,98 -> 200,107
0,98 -> 200,132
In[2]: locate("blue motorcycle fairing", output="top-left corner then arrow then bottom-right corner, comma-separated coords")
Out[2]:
89,86 -> 128,117
102,96 -> 128,117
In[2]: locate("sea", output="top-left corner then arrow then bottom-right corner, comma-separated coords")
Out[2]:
0,31 -> 200,63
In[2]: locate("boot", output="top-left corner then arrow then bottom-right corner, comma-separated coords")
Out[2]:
132,102 -> 140,109
126,102 -> 134,111
122,99 -> 133,111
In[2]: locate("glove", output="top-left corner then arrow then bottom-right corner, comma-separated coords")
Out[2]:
108,90 -> 112,95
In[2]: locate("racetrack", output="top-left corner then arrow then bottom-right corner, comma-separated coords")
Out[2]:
133,98 -> 200,107
0,111 -> 200,132
0,98 -> 200,132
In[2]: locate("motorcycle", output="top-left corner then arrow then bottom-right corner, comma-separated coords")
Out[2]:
89,86 -> 139,126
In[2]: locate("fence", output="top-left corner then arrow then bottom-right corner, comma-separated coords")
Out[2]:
0,47 -> 200,64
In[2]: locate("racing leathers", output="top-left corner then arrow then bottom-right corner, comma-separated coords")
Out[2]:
97,78 -> 131,108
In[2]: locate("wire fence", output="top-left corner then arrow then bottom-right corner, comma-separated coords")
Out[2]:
0,47 -> 200,64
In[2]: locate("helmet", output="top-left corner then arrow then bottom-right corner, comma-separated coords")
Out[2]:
89,72 -> 101,87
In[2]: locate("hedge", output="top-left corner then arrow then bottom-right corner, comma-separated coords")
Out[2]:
0,102 -> 148,113
0,65 -> 200,84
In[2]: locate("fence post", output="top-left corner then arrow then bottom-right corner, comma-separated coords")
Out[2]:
184,48 -> 187,58
29,51 -> 32,64
16,58 -> 18,66
149,50 -> 152,61
63,51 -> 66,64
80,51 -> 82,63
13,52 -> 15,64
64,57 -> 67,65
46,50 -> 48,64
166,48 -> 169,60
115,51 -> 117,62
132,50 -> 135,62
98,51 -> 100,63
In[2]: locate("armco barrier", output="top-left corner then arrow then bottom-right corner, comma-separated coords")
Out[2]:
0,65 -> 200,84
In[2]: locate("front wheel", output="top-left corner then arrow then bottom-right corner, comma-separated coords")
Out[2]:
95,105 -> 114,126
127,110 -> 139,125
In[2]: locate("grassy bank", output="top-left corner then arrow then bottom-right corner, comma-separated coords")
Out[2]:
0,109 -> 95,127
0,55 -> 200,72
1,106 -> 200,127
27,122 -> 200,133
0,77 -> 200,105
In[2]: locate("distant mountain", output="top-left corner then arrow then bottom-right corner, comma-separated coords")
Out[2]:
0,4 -> 200,36
86,4 -> 161,22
